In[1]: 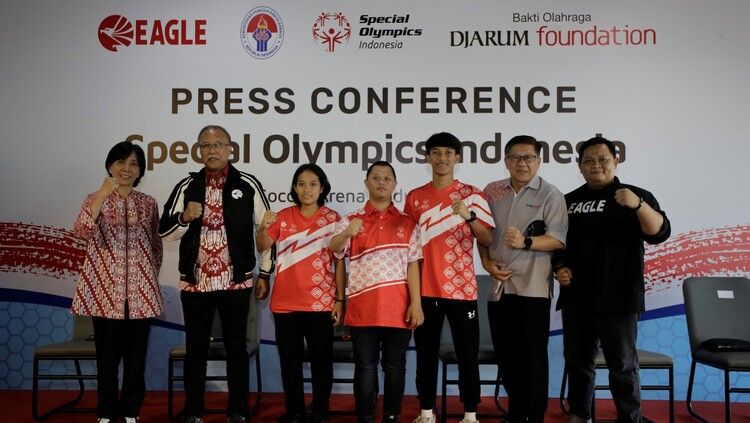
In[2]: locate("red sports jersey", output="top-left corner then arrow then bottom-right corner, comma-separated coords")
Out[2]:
334,202 -> 421,328
404,180 -> 493,300
267,205 -> 341,313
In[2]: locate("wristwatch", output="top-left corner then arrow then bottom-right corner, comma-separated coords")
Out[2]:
523,236 -> 533,250
465,211 -> 477,223
633,197 -> 644,211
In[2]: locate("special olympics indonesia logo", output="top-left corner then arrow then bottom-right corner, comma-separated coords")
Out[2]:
98,15 -> 133,52
312,12 -> 352,53
240,6 -> 284,59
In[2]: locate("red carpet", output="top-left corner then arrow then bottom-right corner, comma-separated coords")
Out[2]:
6,390 -> 749,422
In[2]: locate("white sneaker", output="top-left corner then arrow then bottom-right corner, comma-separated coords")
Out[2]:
97,419 -> 111,423
124,418 -> 140,423
413,416 -> 435,423
458,420 -> 479,423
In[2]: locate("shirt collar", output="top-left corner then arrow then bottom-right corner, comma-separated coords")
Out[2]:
364,200 -> 400,217
205,165 -> 229,185
507,174 -> 541,193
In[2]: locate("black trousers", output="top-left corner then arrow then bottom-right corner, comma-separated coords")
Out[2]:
414,297 -> 480,412
273,311 -> 334,416
180,288 -> 252,418
350,326 -> 412,420
488,294 -> 551,423
563,306 -> 642,423
92,314 -> 151,419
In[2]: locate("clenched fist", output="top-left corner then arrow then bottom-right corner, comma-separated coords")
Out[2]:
259,210 -> 277,230
181,201 -> 203,223
345,218 -> 363,237
98,177 -> 119,197
451,200 -> 471,220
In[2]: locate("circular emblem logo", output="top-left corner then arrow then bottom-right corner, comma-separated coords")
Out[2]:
240,6 -> 284,59
98,15 -> 134,52
312,12 -> 352,53
231,189 -> 243,199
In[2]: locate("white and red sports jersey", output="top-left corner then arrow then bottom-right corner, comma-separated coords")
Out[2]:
404,180 -> 493,300
334,202 -> 421,328
267,205 -> 341,313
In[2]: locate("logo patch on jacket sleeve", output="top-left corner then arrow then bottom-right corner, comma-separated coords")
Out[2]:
231,189 -> 243,199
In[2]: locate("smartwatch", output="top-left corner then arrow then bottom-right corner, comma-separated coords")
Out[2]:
465,211 -> 477,223
523,236 -> 533,250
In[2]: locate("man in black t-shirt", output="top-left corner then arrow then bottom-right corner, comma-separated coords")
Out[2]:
554,137 -> 670,423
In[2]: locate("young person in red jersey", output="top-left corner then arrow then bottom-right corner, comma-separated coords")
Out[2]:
330,161 -> 424,423
256,163 -> 345,423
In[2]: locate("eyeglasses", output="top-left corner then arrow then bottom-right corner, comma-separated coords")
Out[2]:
198,142 -> 230,151
581,157 -> 612,167
505,154 -> 538,164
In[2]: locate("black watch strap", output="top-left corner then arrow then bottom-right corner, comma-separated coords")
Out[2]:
523,236 -> 533,250
465,211 -> 477,223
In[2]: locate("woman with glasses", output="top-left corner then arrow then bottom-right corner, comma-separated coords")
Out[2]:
71,141 -> 164,423
256,163 -> 345,423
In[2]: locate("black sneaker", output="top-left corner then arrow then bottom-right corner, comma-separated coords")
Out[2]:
382,415 -> 398,423
227,414 -> 246,423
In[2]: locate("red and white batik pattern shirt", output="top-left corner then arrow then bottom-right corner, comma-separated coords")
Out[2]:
182,168 -> 253,292
334,202 -> 421,328
72,190 -> 164,319
404,180 -> 493,300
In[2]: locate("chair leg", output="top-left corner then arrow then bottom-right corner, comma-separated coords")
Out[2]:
32,358 -> 89,420
686,360 -> 709,423
668,365 -> 674,423
168,357 -> 176,421
72,359 -> 86,403
32,357 -> 40,420
441,360 -> 448,423
724,369 -> 731,423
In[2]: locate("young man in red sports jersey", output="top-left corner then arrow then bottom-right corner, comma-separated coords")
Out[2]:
404,132 -> 493,423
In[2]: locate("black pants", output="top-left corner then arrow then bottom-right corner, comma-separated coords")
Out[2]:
274,311 -> 334,416
414,297 -> 480,412
92,315 -> 151,420
350,326 -> 412,420
488,294 -> 550,423
181,288 -> 252,418
563,306 -> 642,423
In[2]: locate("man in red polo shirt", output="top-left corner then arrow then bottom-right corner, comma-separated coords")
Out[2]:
331,160 -> 424,423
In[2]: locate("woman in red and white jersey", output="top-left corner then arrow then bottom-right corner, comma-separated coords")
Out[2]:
256,163 -> 345,423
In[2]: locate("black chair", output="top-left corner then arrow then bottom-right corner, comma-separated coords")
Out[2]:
438,275 -> 506,423
167,291 -> 263,420
302,326 -> 356,416
32,314 -> 97,420
683,276 -> 750,423
558,348 -> 674,423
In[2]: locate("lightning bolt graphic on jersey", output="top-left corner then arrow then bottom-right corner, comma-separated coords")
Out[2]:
275,222 -> 337,272
418,194 -> 492,246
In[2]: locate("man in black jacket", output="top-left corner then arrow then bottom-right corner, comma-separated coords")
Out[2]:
554,137 -> 670,423
160,125 -> 274,423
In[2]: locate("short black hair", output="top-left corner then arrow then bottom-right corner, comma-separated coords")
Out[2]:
578,136 -> 617,161
504,135 -> 541,155
289,163 -> 331,207
105,141 -> 146,187
198,124 -> 231,142
366,160 -> 397,182
425,132 -> 461,155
